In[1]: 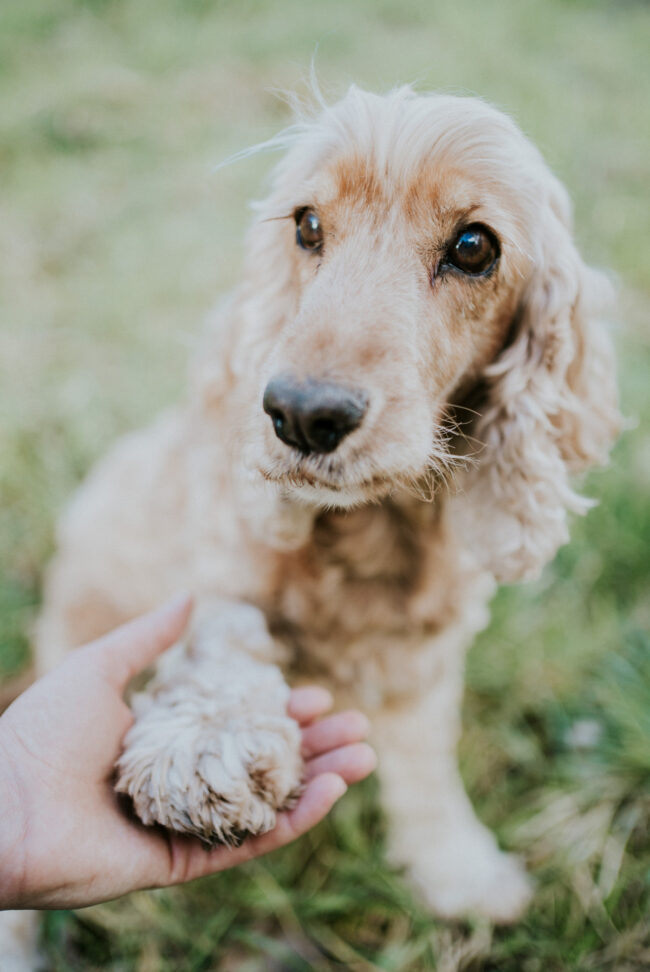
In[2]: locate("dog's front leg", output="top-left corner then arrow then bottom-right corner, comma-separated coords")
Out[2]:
373,650 -> 532,924
115,602 -> 302,846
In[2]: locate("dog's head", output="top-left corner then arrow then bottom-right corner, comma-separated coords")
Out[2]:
206,87 -> 620,580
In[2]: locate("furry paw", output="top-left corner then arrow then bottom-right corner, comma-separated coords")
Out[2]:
115,657 -> 302,845
408,839 -> 532,924
116,707 -> 302,845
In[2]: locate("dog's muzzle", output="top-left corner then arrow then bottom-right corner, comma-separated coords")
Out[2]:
263,375 -> 368,455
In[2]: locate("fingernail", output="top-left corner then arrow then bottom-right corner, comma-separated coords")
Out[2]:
355,712 -> 371,736
295,686 -> 333,709
314,687 -> 333,708
164,593 -> 193,614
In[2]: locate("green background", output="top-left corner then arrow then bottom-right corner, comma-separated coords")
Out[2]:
1,0 -> 649,968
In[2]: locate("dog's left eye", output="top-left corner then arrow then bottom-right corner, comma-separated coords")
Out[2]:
295,208 -> 323,252
444,224 -> 499,276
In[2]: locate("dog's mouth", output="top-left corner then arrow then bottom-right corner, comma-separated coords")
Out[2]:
258,454 -> 393,507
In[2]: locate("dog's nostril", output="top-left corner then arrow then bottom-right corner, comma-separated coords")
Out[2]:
304,414 -> 350,453
309,418 -> 339,449
263,388 -> 307,452
269,409 -> 286,435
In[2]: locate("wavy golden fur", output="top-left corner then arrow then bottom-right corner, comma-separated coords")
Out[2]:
24,86 -> 620,932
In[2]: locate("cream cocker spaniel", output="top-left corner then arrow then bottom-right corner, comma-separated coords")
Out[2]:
37,86 -> 620,923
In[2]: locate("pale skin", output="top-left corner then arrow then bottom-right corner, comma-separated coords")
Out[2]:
0,595 -> 376,910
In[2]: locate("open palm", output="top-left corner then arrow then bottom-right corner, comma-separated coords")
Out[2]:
0,597 -> 375,909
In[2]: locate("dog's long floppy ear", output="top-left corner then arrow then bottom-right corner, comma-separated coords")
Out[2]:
459,182 -> 621,583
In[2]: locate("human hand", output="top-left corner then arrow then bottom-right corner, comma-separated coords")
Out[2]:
0,596 -> 376,909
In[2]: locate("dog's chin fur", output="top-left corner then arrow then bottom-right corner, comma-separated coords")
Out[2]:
274,478 -> 389,510
257,454 -> 400,508
9,85 -> 621,964
258,452 -> 452,510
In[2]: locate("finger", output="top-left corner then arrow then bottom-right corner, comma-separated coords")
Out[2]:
304,742 -> 377,784
184,773 -> 348,879
85,594 -> 193,689
301,710 -> 370,758
287,686 -> 333,725
259,773 -> 347,848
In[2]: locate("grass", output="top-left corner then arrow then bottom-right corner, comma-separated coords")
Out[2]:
1,0 -> 649,968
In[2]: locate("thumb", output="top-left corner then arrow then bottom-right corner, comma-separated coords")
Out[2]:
85,594 -> 193,689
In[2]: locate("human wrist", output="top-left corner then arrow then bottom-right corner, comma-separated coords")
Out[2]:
0,720 -> 29,908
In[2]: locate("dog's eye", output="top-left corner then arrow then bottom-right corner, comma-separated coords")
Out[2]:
445,224 -> 499,276
295,208 -> 323,252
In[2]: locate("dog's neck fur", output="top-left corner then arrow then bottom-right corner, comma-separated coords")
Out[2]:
255,491 -> 475,702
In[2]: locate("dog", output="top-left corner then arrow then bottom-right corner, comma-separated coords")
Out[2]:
17,87 -> 621,944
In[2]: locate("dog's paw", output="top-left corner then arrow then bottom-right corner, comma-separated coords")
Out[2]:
403,831 -> 532,923
115,697 -> 302,846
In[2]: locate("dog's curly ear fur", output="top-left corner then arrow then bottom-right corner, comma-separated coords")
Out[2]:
460,181 -> 621,583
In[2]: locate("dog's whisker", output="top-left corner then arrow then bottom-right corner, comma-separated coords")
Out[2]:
260,214 -> 296,224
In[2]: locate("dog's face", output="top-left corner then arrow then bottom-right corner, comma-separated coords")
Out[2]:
240,90 -> 543,507
224,88 -> 618,578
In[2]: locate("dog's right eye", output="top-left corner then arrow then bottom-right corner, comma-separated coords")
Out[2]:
295,208 -> 323,252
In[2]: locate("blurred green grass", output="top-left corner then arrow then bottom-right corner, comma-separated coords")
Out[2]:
1,0 -> 649,968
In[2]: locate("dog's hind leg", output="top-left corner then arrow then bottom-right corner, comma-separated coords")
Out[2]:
373,645 -> 532,924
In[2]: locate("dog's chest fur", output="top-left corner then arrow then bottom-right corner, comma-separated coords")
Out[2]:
261,499 -> 467,705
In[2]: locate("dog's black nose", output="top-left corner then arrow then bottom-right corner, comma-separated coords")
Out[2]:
263,376 -> 368,454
